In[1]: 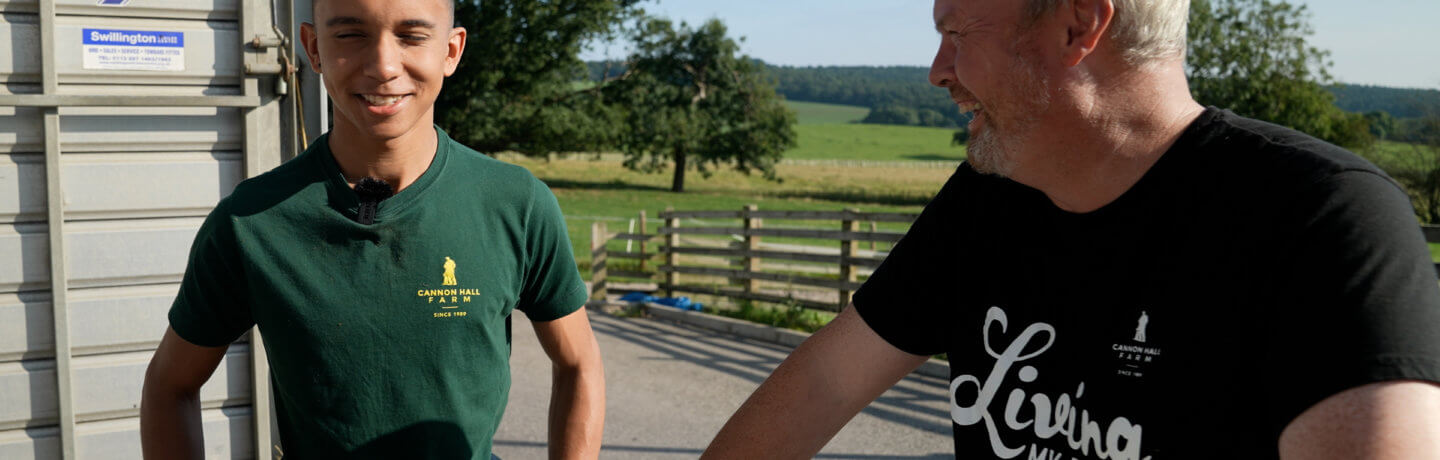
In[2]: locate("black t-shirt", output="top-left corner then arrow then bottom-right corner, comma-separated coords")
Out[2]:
853,108 -> 1440,459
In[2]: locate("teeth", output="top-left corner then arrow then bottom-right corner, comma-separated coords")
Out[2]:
957,101 -> 984,115
362,94 -> 403,106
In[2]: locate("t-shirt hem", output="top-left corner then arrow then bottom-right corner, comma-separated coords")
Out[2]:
522,285 -> 590,322
167,307 -> 243,348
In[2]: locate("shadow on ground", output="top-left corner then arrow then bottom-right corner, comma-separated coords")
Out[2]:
493,440 -> 951,459
588,317 -> 953,437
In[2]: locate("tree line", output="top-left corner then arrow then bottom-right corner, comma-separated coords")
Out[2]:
436,0 -> 1438,198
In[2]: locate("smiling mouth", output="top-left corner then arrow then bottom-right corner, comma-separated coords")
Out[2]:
956,101 -> 984,116
359,94 -> 408,107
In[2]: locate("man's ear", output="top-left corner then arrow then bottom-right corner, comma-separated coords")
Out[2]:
1061,0 -> 1114,67
444,27 -> 467,77
300,22 -> 323,74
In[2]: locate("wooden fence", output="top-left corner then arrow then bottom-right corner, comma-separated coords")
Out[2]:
589,206 -> 920,311
591,214 -> 1440,312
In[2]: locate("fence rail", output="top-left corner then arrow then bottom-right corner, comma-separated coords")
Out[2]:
589,205 -> 919,311
593,218 -> 1440,311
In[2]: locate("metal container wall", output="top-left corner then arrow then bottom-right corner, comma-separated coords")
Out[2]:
0,0 -> 295,458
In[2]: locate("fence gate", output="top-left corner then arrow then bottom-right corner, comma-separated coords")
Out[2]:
0,0 -> 301,458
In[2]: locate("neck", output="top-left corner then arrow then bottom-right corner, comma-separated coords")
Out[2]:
1013,63 -> 1204,213
326,118 -> 439,193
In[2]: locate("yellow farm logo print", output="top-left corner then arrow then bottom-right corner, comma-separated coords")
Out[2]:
442,256 -> 458,286
418,256 -> 479,319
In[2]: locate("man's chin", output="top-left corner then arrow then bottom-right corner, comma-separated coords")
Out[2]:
965,136 -> 1017,178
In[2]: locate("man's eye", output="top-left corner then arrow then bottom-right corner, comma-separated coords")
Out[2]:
401,34 -> 429,42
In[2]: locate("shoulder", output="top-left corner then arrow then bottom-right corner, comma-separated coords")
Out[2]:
442,136 -> 557,211
1203,109 -> 1395,189
220,146 -> 329,217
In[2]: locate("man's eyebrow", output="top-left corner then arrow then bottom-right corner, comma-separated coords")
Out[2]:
326,16 -> 364,27
400,19 -> 438,29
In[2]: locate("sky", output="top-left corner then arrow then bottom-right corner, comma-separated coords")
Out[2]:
580,0 -> 1440,90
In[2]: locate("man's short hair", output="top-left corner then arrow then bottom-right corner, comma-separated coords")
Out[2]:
311,0 -> 456,26
1026,0 -> 1189,65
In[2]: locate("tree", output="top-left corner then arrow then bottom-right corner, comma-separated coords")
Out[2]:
862,105 -> 920,126
1376,116 -> 1440,222
1186,0 -> 1369,149
603,18 -> 797,192
434,0 -> 645,155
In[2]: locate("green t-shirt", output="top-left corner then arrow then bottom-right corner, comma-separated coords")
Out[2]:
169,127 -> 588,459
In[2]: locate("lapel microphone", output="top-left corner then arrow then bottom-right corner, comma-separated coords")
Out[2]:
353,177 -> 394,225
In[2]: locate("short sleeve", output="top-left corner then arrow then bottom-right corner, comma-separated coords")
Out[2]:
1262,170 -> 1440,436
516,177 -> 588,321
168,201 -> 254,347
852,167 -> 974,356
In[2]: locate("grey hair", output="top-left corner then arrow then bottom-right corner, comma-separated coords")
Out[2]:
1026,0 -> 1189,65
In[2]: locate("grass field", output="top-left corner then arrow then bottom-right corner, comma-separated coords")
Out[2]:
500,156 -> 954,275
785,100 -> 870,125
781,100 -> 968,162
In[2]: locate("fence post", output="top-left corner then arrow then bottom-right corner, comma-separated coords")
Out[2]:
664,207 -> 679,298
743,204 -> 761,295
839,208 -> 859,309
638,210 -> 649,273
870,221 -> 878,252
590,222 -> 608,302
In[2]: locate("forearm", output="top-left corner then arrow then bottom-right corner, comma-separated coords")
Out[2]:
547,363 -> 606,460
140,386 -> 206,460
703,308 -> 928,459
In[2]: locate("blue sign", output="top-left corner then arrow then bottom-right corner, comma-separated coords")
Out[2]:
96,0 -> 130,6
82,29 -> 184,48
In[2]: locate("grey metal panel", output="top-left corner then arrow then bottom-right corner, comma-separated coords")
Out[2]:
0,153 -> 44,223
1,14 -> 242,87
0,13 -> 40,84
0,290 -> 51,363
0,407 -> 254,460
2,219 -> 203,294
2,151 -> 241,224
64,217 -> 202,289
0,0 -> 242,20
54,16 -> 241,87
62,152 -> 243,220
0,284 -> 186,363
0,223 -> 49,294
59,107 -> 244,153
0,106 -> 43,153
0,346 -> 252,431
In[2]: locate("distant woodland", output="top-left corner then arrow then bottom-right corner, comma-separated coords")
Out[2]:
590,62 -> 1440,143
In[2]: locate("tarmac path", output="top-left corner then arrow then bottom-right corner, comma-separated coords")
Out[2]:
492,310 -> 954,459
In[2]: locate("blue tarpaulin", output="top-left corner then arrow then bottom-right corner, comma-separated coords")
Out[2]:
620,292 -> 703,311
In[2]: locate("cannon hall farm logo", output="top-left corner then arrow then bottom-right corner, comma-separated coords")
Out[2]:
417,256 -> 481,319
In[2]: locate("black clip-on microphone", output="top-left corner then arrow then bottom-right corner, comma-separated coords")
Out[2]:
353,177 -> 394,225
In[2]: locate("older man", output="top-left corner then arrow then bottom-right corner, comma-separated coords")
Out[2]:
703,0 -> 1440,458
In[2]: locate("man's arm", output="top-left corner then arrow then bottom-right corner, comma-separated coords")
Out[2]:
702,306 -> 930,459
1279,380 -> 1440,459
140,327 -> 230,459
531,308 -> 606,460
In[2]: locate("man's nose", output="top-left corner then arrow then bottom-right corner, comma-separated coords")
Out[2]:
928,43 -> 954,88
364,37 -> 403,82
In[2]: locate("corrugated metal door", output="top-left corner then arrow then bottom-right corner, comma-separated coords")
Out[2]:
0,0 -> 298,458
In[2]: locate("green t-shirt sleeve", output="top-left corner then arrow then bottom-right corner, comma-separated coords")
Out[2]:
516,177 -> 588,321
167,201 -> 254,347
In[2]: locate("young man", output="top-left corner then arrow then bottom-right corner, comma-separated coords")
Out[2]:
140,1 -> 605,458
704,0 -> 1440,458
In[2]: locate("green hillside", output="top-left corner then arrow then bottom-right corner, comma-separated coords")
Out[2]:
785,100 -> 869,125
787,124 -> 965,162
